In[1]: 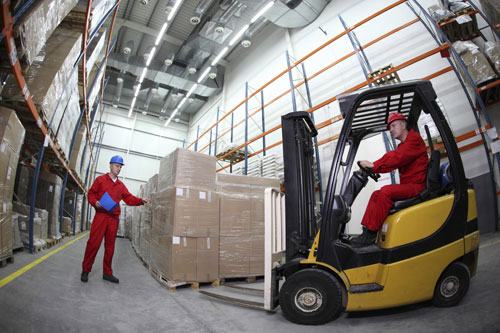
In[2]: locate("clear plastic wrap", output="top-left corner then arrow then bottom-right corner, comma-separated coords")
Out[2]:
1,27 -> 82,158
454,41 -> 498,86
439,0 -> 471,12
216,173 -> 280,277
158,148 -> 217,192
428,5 -> 454,22
0,202 -> 13,258
14,0 -> 78,66
11,213 -> 23,250
13,201 -> 48,240
484,41 -> 500,74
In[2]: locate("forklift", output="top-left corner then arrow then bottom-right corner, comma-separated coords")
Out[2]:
200,80 -> 479,325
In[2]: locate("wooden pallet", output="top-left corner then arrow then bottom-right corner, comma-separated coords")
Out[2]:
149,268 -> 219,291
369,64 -> 401,86
44,237 -> 62,249
216,149 -> 246,163
0,254 -> 14,268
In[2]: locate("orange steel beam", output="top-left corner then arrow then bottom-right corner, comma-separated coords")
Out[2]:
189,0 -> 409,150
200,17 -> 420,153
94,0 -> 120,173
1,1 -> 85,191
476,78 -> 500,92
217,60 -> 451,166
22,143 -> 52,173
81,1 -> 95,164
438,9 -> 479,27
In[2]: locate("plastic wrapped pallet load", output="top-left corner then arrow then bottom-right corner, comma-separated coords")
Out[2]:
139,174 -> 158,266
1,26 -> 82,159
216,173 -> 280,278
453,40 -> 498,86
0,108 -> 25,258
151,149 -> 219,283
8,0 -> 78,68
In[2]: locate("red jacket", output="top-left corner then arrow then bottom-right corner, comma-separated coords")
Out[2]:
373,129 -> 429,185
87,173 -> 143,217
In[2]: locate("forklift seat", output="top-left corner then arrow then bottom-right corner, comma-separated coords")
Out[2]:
389,150 -> 444,215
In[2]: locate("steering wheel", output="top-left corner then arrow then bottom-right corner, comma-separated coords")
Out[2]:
357,161 -> 381,182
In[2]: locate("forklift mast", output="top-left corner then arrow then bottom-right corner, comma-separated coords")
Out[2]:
281,111 -> 319,261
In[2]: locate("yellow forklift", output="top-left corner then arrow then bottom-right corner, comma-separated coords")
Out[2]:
199,80 -> 479,325
276,80 -> 479,325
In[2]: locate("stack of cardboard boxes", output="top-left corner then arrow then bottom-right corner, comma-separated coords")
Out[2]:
138,174 -> 158,266
0,108 -> 26,258
146,148 -> 281,283
151,148 -> 219,283
217,174 -> 280,277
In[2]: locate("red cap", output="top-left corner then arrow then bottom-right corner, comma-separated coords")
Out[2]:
387,112 -> 407,129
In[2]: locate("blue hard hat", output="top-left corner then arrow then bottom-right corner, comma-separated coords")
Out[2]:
110,155 -> 124,165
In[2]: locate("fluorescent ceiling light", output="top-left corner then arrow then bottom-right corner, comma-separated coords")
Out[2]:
134,84 -> 141,97
168,0 -> 183,21
128,97 -> 137,117
164,108 -> 179,126
211,46 -> 228,66
251,1 -> 274,23
229,25 -> 249,46
177,97 -> 188,109
197,67 -> 211,83
146,47 -> 156,66
186,84 -> 198,97
155,23 -> 168,45
139,68 -> 148,83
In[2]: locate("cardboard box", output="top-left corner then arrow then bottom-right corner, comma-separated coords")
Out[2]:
150,235 -> 218,283
13,202 -> 48,239
0,107 -> 26,154
151,235 -> 197,282
219,236 -> 251,277
62,216 -> 72,235
158,148 -> 217,192
153,187 -> 219,238
250,236 -> 265,275
197,237 -> 219,282
0,202 -> 13,258
217,173 -> 280,237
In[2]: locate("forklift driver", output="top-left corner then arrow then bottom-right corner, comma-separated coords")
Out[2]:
350,112 -> 429,247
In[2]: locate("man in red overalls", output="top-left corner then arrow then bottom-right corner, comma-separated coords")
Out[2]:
351,112 -> 428,247
81,155 -> 149,283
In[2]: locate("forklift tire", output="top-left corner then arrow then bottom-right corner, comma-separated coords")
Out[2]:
433,262 -> 470,307
279,268 -> 343,325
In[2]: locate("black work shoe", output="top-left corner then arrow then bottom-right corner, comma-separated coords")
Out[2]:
351,227 -> 377,248
81,272 -> 89,283
103,274 -> 119,284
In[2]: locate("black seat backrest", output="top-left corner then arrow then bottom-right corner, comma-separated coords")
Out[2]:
420,149 -> 441,201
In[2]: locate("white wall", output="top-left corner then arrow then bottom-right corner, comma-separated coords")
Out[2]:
186,0 -> 499,232
89,105 -> 188,195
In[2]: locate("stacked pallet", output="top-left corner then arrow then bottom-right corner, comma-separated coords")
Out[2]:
262,154 -> 284,180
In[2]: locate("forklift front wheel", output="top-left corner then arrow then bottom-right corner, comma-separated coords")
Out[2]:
433,261 -> 471,307
279,268 -> 343,325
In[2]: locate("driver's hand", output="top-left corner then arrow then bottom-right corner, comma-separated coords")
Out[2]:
95,201 -> 101,208
359,160 -> 374,169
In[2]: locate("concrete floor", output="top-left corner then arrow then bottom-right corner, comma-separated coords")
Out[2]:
0,231 -> 499,333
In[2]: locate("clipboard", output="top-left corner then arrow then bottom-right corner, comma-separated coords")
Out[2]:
99,192 -> 118,212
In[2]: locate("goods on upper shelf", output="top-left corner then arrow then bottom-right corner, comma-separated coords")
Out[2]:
428,1 -> 479,42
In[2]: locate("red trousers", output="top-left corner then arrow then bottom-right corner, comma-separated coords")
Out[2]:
82,213 -> 119,275
361,183 -> 426,232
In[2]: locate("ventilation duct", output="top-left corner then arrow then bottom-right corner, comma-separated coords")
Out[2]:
113,77 -> 124,107
262,0 -> 331,28
241,16 -> 268,48
190,0 -> 215,25
215,1 -> 244,34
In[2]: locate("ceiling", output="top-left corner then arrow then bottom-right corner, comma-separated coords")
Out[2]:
103,0 -> 331,124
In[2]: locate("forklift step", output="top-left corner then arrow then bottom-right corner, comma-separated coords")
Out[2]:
349,283 -> 384,294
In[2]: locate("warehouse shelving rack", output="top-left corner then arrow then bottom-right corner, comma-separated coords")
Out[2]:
186,0 -> 500,230
1,0 -> 121,252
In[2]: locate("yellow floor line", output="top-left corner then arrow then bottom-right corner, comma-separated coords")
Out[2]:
479,238 -> 500,249
0,232 -> 89,289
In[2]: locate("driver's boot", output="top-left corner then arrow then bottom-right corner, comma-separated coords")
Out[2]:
351,227 -> 377,247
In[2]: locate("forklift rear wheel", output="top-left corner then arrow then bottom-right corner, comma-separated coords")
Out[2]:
433,261 -> 470,307
279,268 -> 343,325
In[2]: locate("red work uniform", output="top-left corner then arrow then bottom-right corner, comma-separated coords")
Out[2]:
361,129 -> 429,231
82,174 -> 144,275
